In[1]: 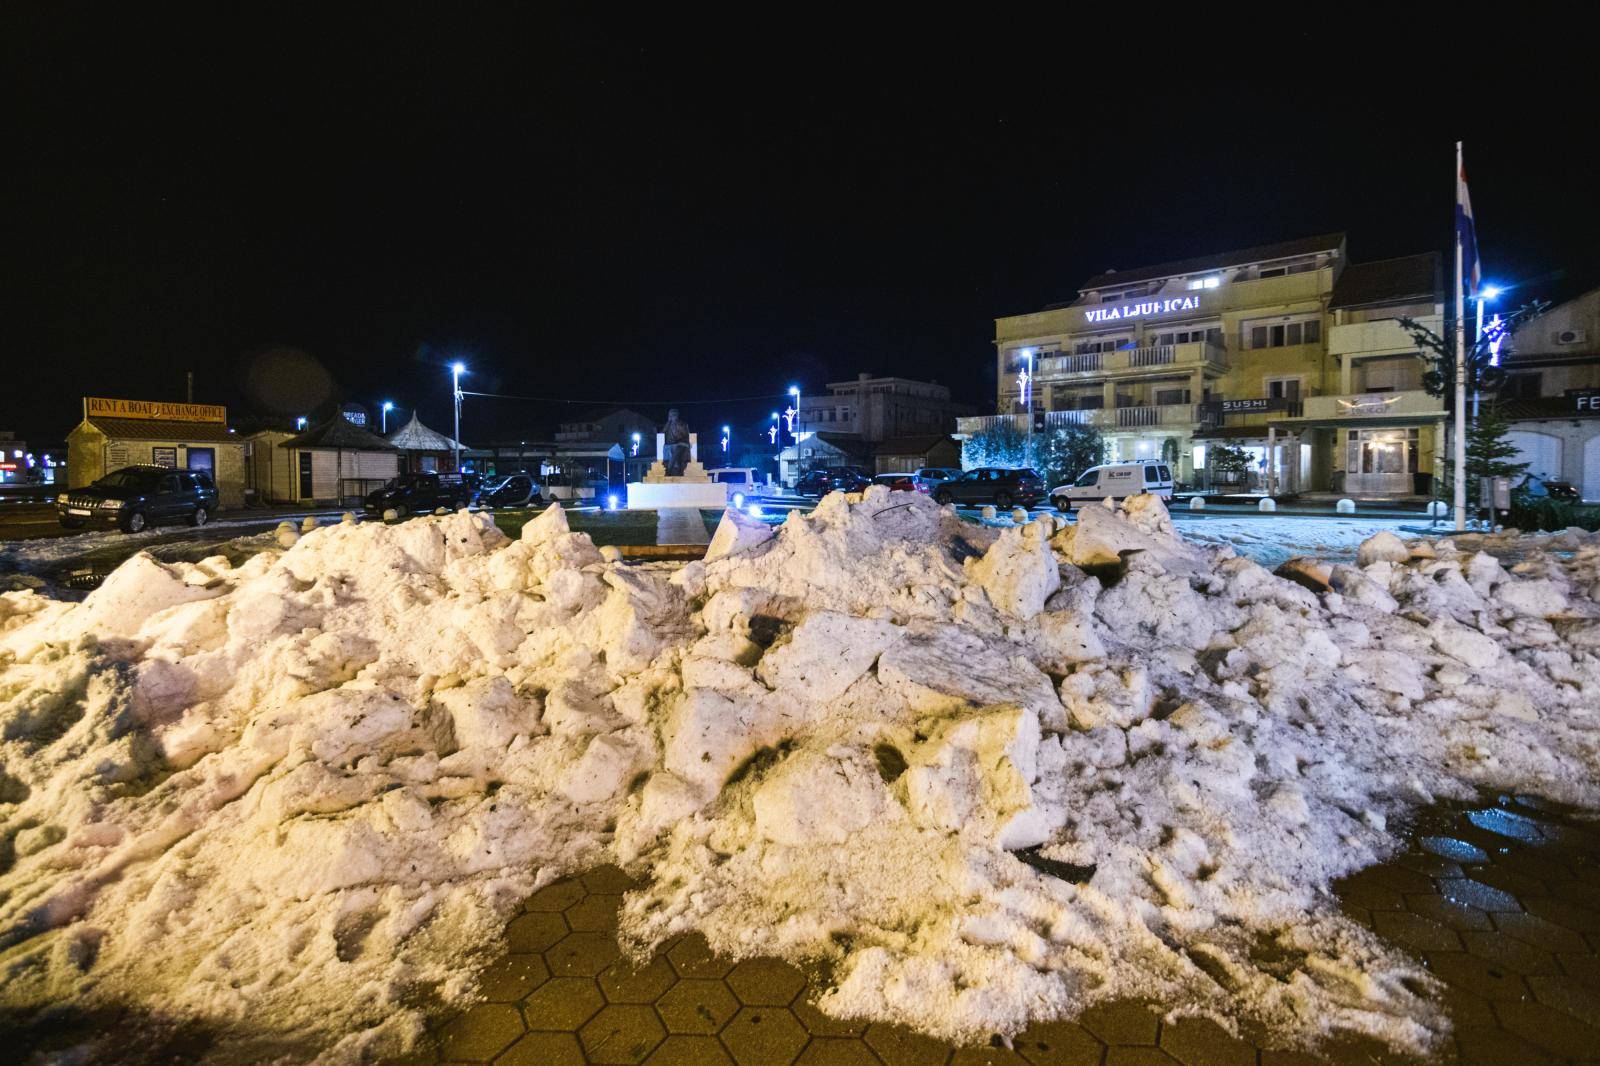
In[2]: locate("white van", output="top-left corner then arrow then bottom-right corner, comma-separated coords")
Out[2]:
1051,461 -> 1173,509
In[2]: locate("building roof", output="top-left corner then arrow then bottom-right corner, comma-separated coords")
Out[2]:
80,417 -> 237,442
801,432 -> 873,460
282,417 -> 397,450
385,413 -> 462,451
1330,253 -> 1441,309
1078,233 -> 1345,293
875,435 -> 956,456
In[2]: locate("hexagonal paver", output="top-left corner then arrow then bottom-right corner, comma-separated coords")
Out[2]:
1493,998 -> 1600,1059
1461,929 -> 1560,974
522,976 -> 605,1030
580,1003 -> 668,1064
865,1022 -> 953,1066
1526,973 -> 1600,1022
1158,1016 -> 1253,1066
1404,893 -> 1493,932
1492,911 -> 1590,953
949,1046 -> 1027,1064
1014,1019 -> 1102,1066
726,957 -> 806,1006
506,910 -> 569,953
584,865 -> 641,894
656,978 -> 740,1034
546,929 -> 624,977
1526,894 -> 1600,932
498,1029 -> 587,1066
435,1002 -> 525,1061
566,892 -> 624,932
792,995 -> 868,1038
1079,1001 -> 1159,1046
1371,910 -> 1462,954
1438,877 -> 1523,913
526,878 -> 589,912
1101,1048 -> 1178,1065
720,1006 -> 809,1066
796,1036 -> 883,1065
476,951 -> 550,1002
646,1034 -> 736,1065
666,932 -> 736,978
1426,950 -> 1527,1000
599,955 -> 678,1003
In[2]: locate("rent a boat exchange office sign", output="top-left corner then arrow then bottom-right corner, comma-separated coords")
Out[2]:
84,397 -> 227,423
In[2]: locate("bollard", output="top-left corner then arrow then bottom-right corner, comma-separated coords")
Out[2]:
1426,500 -> 1448,518
1189,497 -> 1206,511
1336,499 -> 1356,514
341,511 -> 357,525
275,521 -> 299,549
301,515 -> 318,533
1011,506 -> 1029,524
1258,498 -> 1276,513
382,508 -> 399,522
981,505 -> 997,521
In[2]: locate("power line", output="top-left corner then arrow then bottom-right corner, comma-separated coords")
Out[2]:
459,389 -> 793,407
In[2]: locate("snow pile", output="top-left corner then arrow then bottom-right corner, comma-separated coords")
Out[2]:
2,492 -> 1599,1060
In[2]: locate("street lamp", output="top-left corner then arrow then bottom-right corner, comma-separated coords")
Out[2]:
451,362 -> 466,472
787,385 -> 802,443
296,416 -> 307,430
381,400 -> 394,434
631,432 -> 641,457
721,424 -> 731,456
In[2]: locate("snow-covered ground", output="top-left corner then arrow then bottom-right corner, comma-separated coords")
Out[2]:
1,493 -> 1598,1062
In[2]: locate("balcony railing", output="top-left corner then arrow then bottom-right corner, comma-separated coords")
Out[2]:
957,404 -> 1207,436
1036,340 -> 1227,379
1298,389 -> 1444,420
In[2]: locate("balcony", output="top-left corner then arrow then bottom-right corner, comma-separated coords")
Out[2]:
1297,389 -> 1444,422
956,404 -> 1207,436
1328,317 -> 1441,359
1035,340 -> 1227,380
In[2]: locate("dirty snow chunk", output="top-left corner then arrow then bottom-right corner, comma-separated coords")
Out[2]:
755,610 -> 900,702
434,677 -> 540,751
1356,530 -> 1411,567
705,507 -> 775,563
1121,493 -> 1176,536
900,706 -> 1053,849
753,748 -> 887,845
970,523 -> 1060,619
1429,619 -> 1500,670
1052,500 -> 1204,574
879,623 -> 1064,731
1494,577 -> 1569,618
75,553 -> 226,638
559,732 -> 654,804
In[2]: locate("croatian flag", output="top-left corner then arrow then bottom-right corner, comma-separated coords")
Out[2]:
1456,147 -> 1481,298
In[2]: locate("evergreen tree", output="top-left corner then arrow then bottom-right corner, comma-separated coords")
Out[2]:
1447,403 -> 1528,487
961,419 -> 1107,488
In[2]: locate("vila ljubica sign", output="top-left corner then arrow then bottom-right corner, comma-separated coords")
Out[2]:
1085,296 -> 1201,323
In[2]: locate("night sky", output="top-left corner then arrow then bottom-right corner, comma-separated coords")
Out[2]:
4,13 -> 1593,447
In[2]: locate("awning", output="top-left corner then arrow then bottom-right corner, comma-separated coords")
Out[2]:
84,417 -> 236,442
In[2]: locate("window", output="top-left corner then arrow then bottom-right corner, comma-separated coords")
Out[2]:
1155,328 -> 1212,346
1074,335 -> 1130,355
1187,276 -> 1221,290
1504,372 -> 1542,399
1346,429 -> 1419,475
1266,378 -> 1301,402
1246,317 -> 1321,348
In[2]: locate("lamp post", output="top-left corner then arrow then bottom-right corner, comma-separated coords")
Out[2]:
1471,285 -> 1502,421
631,432 -> 641,457
381,401 -> 394,434
296,416 -> 307,430
721,424 -> 731,457
451,362 -> 465,472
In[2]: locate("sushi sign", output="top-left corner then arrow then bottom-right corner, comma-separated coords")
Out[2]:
1085,295 -> 1201,323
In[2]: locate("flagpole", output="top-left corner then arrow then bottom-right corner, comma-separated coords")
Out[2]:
1453,140 -> 1468,532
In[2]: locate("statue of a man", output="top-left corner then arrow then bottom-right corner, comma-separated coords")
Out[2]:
663,408 -> 691,477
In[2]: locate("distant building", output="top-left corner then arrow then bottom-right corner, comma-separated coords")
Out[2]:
247,417 -> 400,506
66,397 -> 247,507
780,374 -> 973,484
1498,286 -> 1600,500
469,408 -> 657,497
873,435 -> 962,475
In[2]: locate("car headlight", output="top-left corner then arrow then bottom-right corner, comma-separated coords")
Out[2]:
56,493 -> 69,503
99,499 -> 124,509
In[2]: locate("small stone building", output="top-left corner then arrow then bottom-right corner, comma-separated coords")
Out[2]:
67,398 -> 247,507
247,417 -> 400,505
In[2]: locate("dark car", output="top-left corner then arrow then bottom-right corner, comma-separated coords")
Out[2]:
931,466 -> 1045,508
476,473 -> 540,508
364,472 -> 472,517
794,467 -> 871,497
56,466 -> 220,532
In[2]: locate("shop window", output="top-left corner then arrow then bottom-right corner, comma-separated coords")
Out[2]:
1346,429 -> 1419,474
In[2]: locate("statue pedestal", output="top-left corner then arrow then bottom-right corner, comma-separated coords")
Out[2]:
627,478 -> 729,509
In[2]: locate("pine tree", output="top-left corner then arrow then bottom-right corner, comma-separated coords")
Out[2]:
1462,404 -> 1529,484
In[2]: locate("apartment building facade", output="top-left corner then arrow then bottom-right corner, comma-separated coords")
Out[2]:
964,234 -> 1447,496
1498,285 -> 1600,500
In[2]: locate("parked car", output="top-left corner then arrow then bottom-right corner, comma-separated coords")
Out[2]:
364,472 -> 472,516
794,467 -> 871,497
931,467 -> 1045,508
475,473 -> 539,508
912,467 -> 962,494
871,472 -> 915,492
1050,461 -> 1173,510
56,466 -> 219,532
1517,473 -> 1581,503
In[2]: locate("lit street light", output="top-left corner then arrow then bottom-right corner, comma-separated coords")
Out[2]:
786,384 -> 802,443
721,424 -> 731,455
451,362 -> 466,472
768,411 -> 779,446
381,400 -> 394,434
296,416 -> 307,430
631,431 -> 641,457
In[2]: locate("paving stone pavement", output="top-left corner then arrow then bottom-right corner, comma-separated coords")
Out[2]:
395,794 -> 1600,1065
655,508 -> 710,546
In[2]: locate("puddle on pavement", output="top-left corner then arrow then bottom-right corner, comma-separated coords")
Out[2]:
36,532 -> 275,598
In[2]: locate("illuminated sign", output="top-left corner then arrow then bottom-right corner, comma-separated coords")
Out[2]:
85,397 -> 227,424
1569,389 -> 1600,413
1085,296 -> 1201,323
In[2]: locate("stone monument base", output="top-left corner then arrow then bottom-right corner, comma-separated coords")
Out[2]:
627,479 -> 730,509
